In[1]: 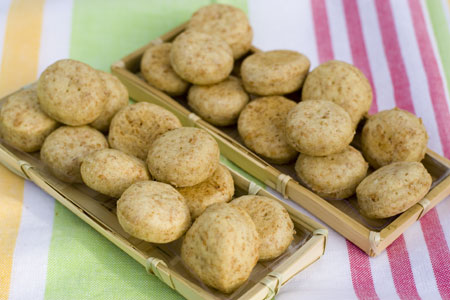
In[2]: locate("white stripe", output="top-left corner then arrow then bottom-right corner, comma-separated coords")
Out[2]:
325,0 -> 352,64
37,0 -> 74,75
390,0 -> 444,156
436,198 -> 450,251
0,0 -> 13,74
8,181 -> 55,300
369,252 -> 400,300
403,221 -> 442,299
248,0 -> 319,68
358,0 -> 396,112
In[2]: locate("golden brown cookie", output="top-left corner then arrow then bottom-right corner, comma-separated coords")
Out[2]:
237,96 -> 298,163
177,164 -> 234,218
140,43 -> 189,95
187,76 -> 249,126
80,149 -> 150,198
40,126 -> 108,183
295,146 -> 368,199
302,60 -> 373,127
356,162 -> 432,219
90,71 -> 129,132
286,100 -> 354,156
361,108 -> 428,169
170,30 -> 233,85
147,127 -> 220,187
37,59 -> 106,126
181,203 -> 259,293
188,3 -> 253,59
117,181 -> 191,243
0,88 -> 58,152
231,195 -> 294,261
241,50 -> 310,96
108,102 -> 181,160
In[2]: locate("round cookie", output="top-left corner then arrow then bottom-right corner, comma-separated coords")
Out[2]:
241,50 -> 310,96
170,30 -> 233,85
140,43 -> 189,96
295,146 -> 368,199
181,203 -> 259,293
177,165 -> 234,219
40,126 -> 108,183
231,195 -> 294,261
80,149 -> 150,198
147,127 -> 220,187
90,71 -> 129,132
237,96 -> 298,164
37,59 -> 106,126
302,60 -> 373,127
117,181 -> 191,243
0,88 -> 58,152
361,108 -> 428,169
187,76 -> 249,126
188,3 -> 253,59
286,100 -> 354,156
356,162 -> 432,219
108,102 -> 182,160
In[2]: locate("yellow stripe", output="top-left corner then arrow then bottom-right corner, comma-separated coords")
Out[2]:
0,0 -> 45,298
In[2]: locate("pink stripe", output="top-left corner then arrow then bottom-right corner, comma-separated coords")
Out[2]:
408,0 -> 450,158
342,0 -> 378,114
420,208 -> 450,298
374,0 -> 415,113
386,236 -> 421,300
310,0 -> 334,62
346,241 -> 380,300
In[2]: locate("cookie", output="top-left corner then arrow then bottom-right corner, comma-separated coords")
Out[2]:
302,60 -> 372,127
237,96 -> 298,163
117,181 -> 191,243
140,43 -> 189,96
361,108 -> 428,169
147,127 -> 220,187
241,50 -> 310,96
0,88 -> 58,152
177,164 -> 234,219
356,162 -> 432,219
231,195 -> 294,261
40,126 -> 108,183
181,203 -> 259,293
295,146 -> 368,199
188,3 -> 253,59
80,149 -> 150,198
90,71 -> 129,132
170,30 -> 233,85
37,59 -> 106,126
108,102 -> 182,160
187,76 -> 249,126
286,100 -> 354,156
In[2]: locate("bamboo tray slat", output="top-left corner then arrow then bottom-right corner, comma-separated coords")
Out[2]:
0,84 -> 327,300
111,22 -> 450,257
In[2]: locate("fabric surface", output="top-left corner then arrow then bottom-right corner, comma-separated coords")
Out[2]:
0,0 -> 449,299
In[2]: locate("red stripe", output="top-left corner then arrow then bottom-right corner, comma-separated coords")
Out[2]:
310,0 -> 334,62
342,0 -> 378,114
420,208 -> 450,298
374,0 -> 415,113
386,236 -> 421,300
408,0 -> 450,158
346,241 -> 380,300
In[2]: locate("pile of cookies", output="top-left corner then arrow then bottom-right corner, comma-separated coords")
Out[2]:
0,55 -> 295,293
139,3 -> 432,220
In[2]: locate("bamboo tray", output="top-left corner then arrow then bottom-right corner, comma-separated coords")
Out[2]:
0,84 -> 327,300
111,22 -> 450,256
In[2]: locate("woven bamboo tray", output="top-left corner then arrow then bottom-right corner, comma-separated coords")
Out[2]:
0,84 -> 327,300
111,22 -> 450,257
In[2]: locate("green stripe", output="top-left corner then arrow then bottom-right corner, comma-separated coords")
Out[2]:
426,0 -> 450,95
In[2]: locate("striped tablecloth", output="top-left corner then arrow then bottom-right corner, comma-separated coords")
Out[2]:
1,1 -> 449,299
